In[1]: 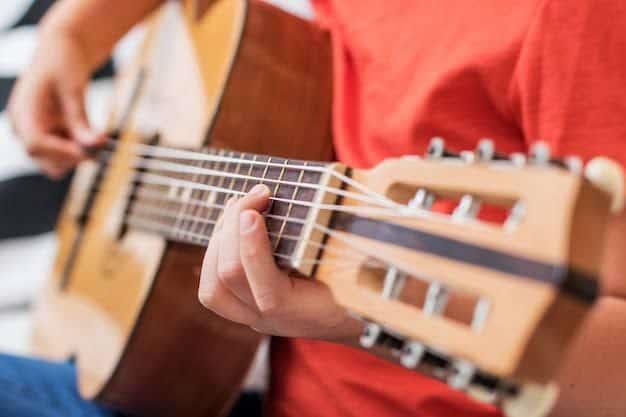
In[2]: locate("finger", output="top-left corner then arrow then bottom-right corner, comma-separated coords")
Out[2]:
217,185 -> 271,305
213,196 -> 237,234
217,198 -> 257,306
36,159 -> 74,180
26,133 -> 86,163
239,209 -> 291,313
59,84 -> 105,147
198,232 -> 259,325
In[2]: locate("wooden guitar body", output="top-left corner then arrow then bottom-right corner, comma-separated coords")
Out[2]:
32,1 -> 333,416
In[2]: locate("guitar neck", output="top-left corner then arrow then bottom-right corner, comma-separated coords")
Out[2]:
121,146 -> 343,272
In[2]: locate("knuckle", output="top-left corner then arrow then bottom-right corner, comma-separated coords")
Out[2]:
197,287 -> 217,309
240,237 -> 263,258
44,165 -> 67,180
241,244 -> 261,259
217,261 -> 245,285
26,141 -> 43,156
256,292 -> 282,315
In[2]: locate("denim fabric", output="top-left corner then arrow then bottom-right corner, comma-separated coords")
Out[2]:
0,353 -> 119,417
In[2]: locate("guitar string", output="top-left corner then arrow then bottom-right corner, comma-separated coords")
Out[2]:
128,197 -> 367,263
89,152 -> 417,219
126,184 -> 375,265
124,171 -> 443,220
125,213 -> 377,268
116,151 -> 388,208
98,140 -> 400,208
125,190 -> 430,280
84,143 -> 467,275
130,185 -> 314,228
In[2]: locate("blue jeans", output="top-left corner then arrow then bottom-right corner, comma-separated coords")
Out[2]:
0,353 -> 120,417
0,353 -> 262,417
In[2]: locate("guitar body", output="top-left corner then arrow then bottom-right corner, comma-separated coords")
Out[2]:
32,1 -> 333,416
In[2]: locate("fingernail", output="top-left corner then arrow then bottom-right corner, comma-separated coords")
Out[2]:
249,184 -> 269,195
76,127 -> 97,145
240,211 -> 256,234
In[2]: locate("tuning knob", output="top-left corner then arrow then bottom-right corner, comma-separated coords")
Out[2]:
585,157 -> 625,213
426,137 -> 461,159
529,142 -> 552,165
475,139 -> 510,162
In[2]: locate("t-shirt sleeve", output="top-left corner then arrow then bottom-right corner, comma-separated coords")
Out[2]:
510,0 -> 626,168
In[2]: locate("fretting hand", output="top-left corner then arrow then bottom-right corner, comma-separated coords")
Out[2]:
198,184 -> 363,341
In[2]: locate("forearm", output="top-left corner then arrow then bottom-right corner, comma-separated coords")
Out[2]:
552,210 -> 626,415
39,0 -> 166,69
553,295 -> 626,416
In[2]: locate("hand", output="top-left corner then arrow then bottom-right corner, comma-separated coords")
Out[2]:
198,184 -> 364,342
7,33 -> 106,179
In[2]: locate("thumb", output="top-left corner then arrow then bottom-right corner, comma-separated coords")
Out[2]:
60,83 -> 103,147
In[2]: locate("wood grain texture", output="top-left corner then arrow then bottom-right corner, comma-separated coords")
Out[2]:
204,0 -> 334,160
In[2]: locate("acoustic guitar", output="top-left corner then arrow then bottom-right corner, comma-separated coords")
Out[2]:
31,1 -> 624,417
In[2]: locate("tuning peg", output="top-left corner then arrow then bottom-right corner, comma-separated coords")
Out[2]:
585,157 -> 625,213
529,141 -> 552,165
423,282 -> 449,315
510,152 -> 527,167
448,359 -> 477,390
381,266 -> 407,300
475,139 -> 509,162
400,341 -> 427,368
360,322 -> 383,349
408,189 -> 436,210
503,202 -> 526,231
452,195 -> 481,221
471,298 -> 491,332
500,383 -> 559,417
426,137 -> 461,159
529,141 -> 573,169
359,322 -> 404,350
564,156 -> 583,174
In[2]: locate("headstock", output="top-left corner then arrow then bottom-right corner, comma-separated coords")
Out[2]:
312,138 -> 624,416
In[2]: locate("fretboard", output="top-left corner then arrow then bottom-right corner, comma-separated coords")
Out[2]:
123,147 -> 330,268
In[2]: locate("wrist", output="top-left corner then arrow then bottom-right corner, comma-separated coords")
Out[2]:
326,312 -> 366,346
39,16 -> 109,71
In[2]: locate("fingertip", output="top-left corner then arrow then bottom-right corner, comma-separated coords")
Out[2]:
249,183 -> 271,196
74,126 -> 101,147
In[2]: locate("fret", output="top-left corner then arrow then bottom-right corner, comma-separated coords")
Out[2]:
273,162 -> 307,257
179,156 -> 204,243
272,159 -> 291,250
192,148 -> 215,239
171,156 -> 193,239
124,146 -> 338,276
225,150 -> 240,199
208,149 -> 230,223
262,157 -> 284,250
231,152 -> 247,194
204,148 -> 221,238
240,153 -> 257,193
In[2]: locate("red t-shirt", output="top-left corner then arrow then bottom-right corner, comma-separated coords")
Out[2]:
268,1 -> 626,416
